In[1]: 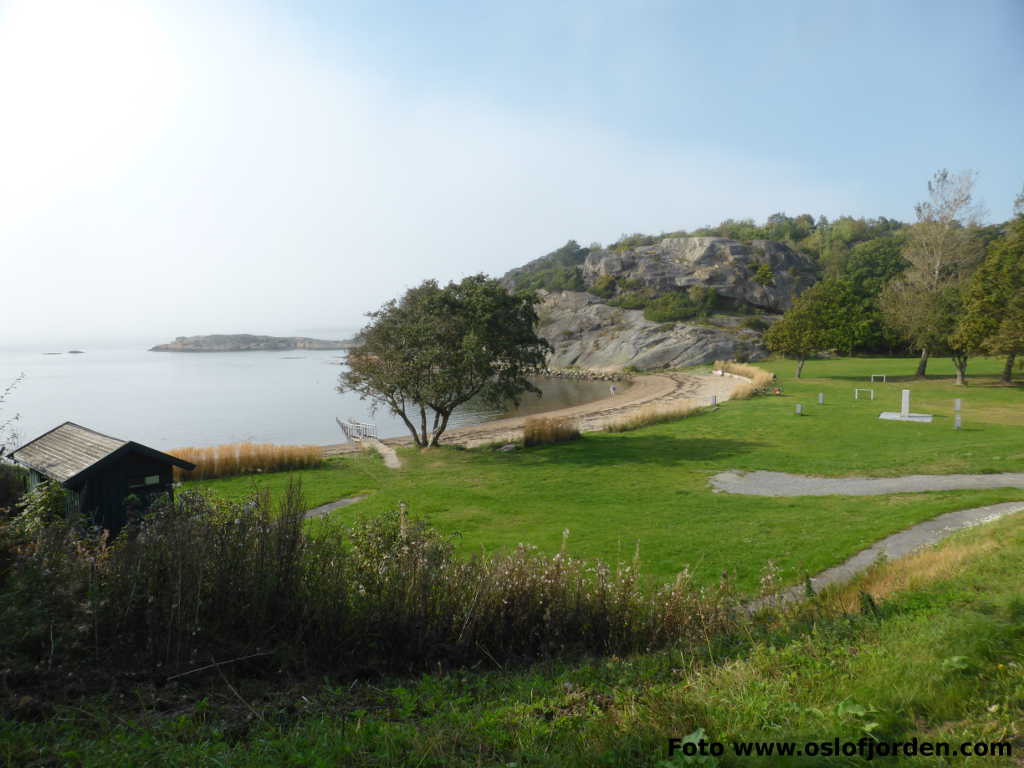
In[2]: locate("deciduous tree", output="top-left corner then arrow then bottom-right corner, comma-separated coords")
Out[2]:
763,280 -> 851,377
339,275 -> 550,447
880,169 -> 985,381
954,195 -> 1024,382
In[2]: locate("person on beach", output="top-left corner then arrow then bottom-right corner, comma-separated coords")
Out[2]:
610,384 -> 617,395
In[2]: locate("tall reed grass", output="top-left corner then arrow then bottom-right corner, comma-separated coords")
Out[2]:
0,485 -> 744,677
523,416 -> 581,447
171,442 -> 323,481
603,402 -> 704,432
713,360 -> 774,399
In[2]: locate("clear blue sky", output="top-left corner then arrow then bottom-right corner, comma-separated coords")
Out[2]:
1,0 -> 1021,342
292,0 -> 1022,221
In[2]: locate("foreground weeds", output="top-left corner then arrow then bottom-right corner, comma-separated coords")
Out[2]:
4,514 -> 1022,767
0,482 -> 742,682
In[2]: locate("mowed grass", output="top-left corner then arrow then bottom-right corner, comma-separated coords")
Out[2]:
188,357 -> 1024,592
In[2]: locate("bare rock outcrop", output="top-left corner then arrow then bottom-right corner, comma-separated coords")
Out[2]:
537,291 -> 767,370
582,236 -> 817,311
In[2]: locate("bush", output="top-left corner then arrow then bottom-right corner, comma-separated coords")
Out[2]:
0,463 -> 27,511
170,442 -> 323,481
523,416 -> 581,447
740,317 -> 769,331
643,292 -> 698,323
590,274 -> 618,298
0,483 -> 744,677
609,291 -> 650,310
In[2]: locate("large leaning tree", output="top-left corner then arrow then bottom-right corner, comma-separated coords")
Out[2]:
338,274 -> 550,447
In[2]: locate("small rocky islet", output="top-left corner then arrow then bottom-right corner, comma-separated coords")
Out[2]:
149,334 -> 354,352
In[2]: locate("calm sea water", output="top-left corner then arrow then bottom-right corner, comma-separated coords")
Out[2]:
0,345 -> 622,451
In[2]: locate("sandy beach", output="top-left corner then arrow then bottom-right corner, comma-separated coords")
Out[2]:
322,371 -> 746,456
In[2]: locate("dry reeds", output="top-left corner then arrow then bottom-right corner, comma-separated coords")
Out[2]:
604,401 -> 704,433
713,360 -> 774,398
523,416 -> 581,447
171,442 -> 323,481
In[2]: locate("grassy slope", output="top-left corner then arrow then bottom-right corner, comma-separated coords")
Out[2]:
5,507 -> 1022,766
190,357 -> 1024,591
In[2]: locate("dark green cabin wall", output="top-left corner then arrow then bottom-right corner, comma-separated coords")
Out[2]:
70,450 -> 176,534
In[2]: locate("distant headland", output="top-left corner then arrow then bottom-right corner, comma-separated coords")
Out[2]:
149,334 -> 354,352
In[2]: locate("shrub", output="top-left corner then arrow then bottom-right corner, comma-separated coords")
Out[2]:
171,442 -> 323,481
0,463 -> 27,511
0,483 -> 744,677
523,416 -> 581,447
643,292 -> 698,323
609,291 -> 650,310
590,274 -> 618,298
740,316 -> 769,332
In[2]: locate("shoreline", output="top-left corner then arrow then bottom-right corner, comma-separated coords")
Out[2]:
322,372 -> 746,456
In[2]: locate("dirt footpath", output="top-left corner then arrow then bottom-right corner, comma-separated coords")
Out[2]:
323,372 -> 745,456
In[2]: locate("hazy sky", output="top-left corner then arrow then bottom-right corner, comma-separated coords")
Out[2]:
2,0 -> 1021,345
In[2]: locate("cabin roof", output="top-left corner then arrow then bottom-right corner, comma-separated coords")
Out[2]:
10,422 -> 195,486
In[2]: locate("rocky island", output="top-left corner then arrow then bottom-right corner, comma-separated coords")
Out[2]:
149,334 -> 353,352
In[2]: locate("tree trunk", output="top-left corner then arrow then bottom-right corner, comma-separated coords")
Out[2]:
397,410 -> 425,447
1002,353 -> 1016,383
795,358 -> 805,378
952,354 -> 968,386
429,410 -> 452,447
915,347 -> 929,378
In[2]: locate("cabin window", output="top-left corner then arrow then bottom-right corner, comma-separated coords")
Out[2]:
128,475 -> 162,489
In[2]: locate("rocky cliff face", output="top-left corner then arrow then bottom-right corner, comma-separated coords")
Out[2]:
149,334 -> 353,352
582,236 -> 817,311
537,291 -> 767,370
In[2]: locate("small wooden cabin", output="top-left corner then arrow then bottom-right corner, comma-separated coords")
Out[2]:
10,422 -> 195,534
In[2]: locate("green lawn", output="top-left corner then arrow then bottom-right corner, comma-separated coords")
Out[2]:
188,357 -> 1024,591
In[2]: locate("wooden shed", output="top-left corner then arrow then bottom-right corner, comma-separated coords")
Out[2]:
10,422 -> 195,534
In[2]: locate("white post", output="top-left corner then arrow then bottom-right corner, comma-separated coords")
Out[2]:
954,398 -> 961,412
954,414 -> 962,430
818,392 -> 824,405
795,403 -> 803,415
901,389 -> 911,418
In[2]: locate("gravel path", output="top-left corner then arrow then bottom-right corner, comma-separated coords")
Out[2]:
304,494 -> 368,519
762,501 -> 1024,607
711,470 -> 1024,497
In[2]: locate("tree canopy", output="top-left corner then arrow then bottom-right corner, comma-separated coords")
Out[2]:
763,280 -> 853,378
954,209 -> 1024,382
338,275 -> 550,447
880,169 -> 986,381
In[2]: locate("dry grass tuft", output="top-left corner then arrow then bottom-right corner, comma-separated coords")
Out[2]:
822,541 -> 996,613
171,442 -> 323,481
604,401 -> 704,432
523,416 -> 581,447
713,360 -> 774,398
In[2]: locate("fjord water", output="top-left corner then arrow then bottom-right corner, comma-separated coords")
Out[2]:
0,345 -> 622,451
